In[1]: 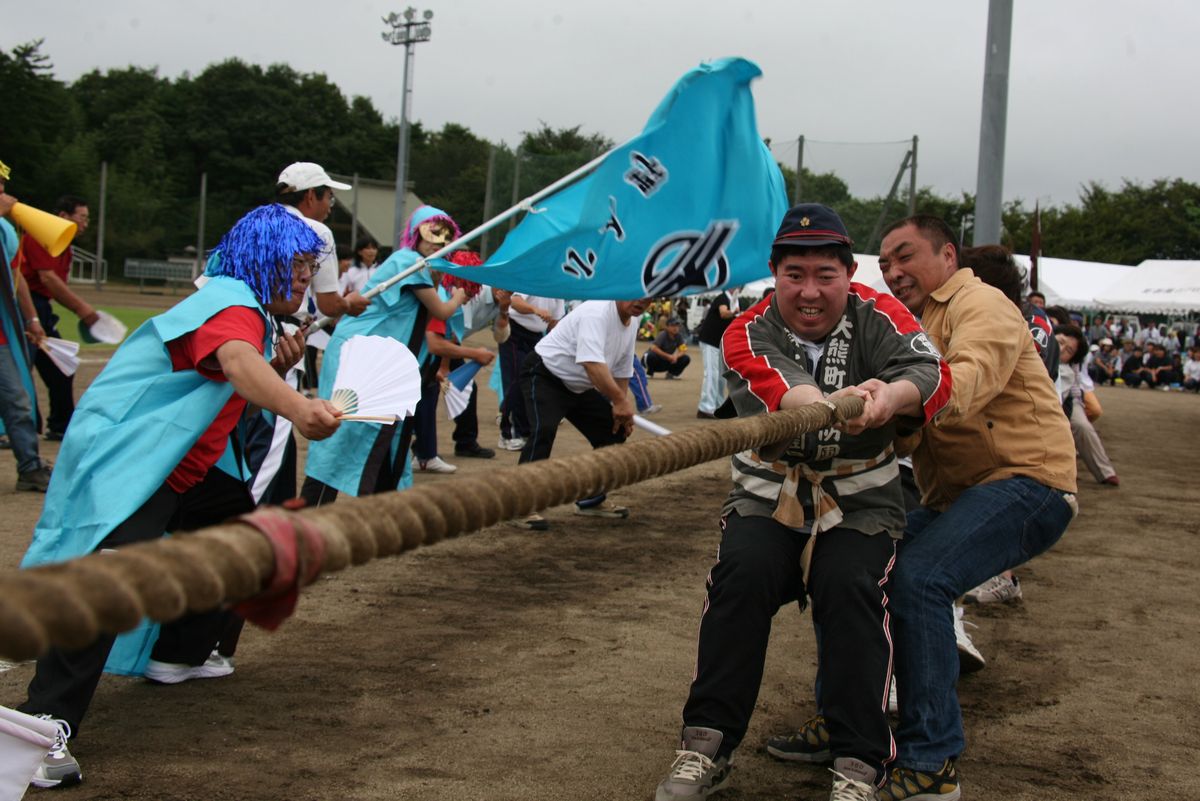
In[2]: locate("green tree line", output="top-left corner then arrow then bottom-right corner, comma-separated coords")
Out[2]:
4,40 -> 1198,277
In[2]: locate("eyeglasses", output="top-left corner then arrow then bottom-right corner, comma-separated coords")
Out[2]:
292,256 -> 321,276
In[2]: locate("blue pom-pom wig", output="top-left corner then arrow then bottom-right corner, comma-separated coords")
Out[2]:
206,204 -> 325,304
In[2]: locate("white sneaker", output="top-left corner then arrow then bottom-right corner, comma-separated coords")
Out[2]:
655,727 -> 733,801
30,716 -> 82,788
417,456 -> 457,473
953,605 -> 985,673
497,436 -> 526,451
829,764 -> 879,801
887,677 -> 898,714
643,403 -> 664,415
145,651 -> 235,684
964,574 -> 1022,604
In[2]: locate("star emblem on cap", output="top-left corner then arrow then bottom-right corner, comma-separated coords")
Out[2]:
800,216 -> 811,227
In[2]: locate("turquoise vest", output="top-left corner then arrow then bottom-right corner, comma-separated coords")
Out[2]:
303,249 -> 435,496
0,219 -> 38,430
22,277 -> 271,568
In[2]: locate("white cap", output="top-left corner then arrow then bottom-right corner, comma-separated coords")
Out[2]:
277,162 -> 351,193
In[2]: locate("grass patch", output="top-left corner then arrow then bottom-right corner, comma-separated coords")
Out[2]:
46,306 -> 156,349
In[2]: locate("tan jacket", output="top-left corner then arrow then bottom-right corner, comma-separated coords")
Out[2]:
910,268 -> 1077,510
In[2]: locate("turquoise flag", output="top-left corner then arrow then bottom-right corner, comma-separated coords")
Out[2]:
442,57 -> 788,299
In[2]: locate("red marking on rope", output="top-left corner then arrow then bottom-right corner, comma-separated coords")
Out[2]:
233,510 -> 326,631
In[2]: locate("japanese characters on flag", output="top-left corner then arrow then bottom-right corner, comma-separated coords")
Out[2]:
440,57 -> 788,300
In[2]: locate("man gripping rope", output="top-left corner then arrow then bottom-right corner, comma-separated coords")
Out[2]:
654,204 -> 950,801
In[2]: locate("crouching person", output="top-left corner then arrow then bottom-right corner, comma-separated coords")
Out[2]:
15,204 -> 342,788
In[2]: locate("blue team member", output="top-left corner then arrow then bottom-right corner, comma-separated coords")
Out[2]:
17,204 -> 342,788
301,206 -> 466,505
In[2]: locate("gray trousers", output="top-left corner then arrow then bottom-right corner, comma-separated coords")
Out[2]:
1068,402 -> 1116,482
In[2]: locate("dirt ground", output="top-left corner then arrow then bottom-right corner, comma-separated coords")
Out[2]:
1,287 -> 1198,800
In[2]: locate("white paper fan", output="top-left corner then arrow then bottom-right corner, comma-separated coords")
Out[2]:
444,381 -> 472,420
39,337 -> 81,377
330,335 -> 421,422
84,310 -> 128,344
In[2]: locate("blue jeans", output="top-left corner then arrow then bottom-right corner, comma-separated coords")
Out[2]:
0,343 -> 42,473
891,476 -> 1074,771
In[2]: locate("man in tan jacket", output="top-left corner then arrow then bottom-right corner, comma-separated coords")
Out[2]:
872,215 -> 1077,801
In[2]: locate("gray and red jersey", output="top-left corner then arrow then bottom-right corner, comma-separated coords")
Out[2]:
719,284 -> 951,537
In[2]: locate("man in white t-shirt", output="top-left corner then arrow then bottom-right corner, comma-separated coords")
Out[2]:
516,298 -> 650,529
276,162 -> 370,319
498,293 -> 567,450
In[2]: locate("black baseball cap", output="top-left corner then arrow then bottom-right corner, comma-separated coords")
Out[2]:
772,203 -> 854,249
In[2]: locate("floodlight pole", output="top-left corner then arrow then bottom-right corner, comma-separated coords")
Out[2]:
382,8 -> 434,247
973,0 -> 1013,245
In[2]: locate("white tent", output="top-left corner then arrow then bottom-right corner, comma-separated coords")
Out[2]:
1093,260 -> 1200,314
849,254 -> 888,292
1009,255 -> 1133,309
738,253 -> 1137,311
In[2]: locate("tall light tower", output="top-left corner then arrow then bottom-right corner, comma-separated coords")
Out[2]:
381,7 -> 434,246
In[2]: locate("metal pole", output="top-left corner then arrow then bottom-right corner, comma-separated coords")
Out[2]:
480,145 -> 496,259
908,135 -> 919,215
866,150 -> 913,254
508,146 -> 522,232
794,135 -> 804,204
351,173 -> 360,251
194,172 -> 207,280
972,0 -> 1013,245
95,161 -> 107,290
393,40 -> 414,247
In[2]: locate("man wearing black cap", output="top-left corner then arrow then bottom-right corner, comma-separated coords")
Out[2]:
644,316 -> 690,379
655,204 -> 951,801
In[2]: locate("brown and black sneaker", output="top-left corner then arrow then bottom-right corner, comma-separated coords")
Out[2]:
16,464 -> 52,493
878,760 -> 960,801
765,714 -> 831,763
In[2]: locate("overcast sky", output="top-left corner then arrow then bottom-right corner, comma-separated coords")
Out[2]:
7,0 -> 1197,207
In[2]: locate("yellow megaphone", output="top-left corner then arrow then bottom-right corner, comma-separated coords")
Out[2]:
10,203 -> 77,258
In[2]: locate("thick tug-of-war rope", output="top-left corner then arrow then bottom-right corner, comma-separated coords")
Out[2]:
0,397 -> 863,662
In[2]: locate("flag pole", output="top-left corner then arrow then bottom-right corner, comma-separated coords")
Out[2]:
309,140 -> 628,333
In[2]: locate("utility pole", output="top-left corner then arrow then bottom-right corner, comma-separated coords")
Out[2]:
866,150 -> 914,254
95,161 -> 107,290
908,135 -> 919,215
351,173 -> 360,250
481,146 -> 496,258
973,0 -> 1013,245
794,135 -> 804,204
508,147 -> 522,231
194,172 -> 206,280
